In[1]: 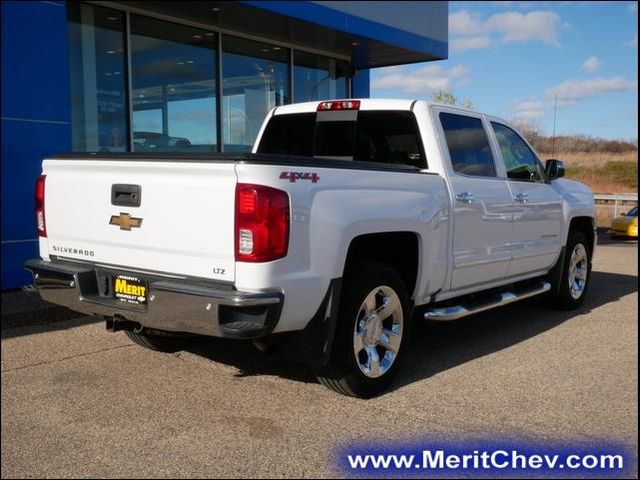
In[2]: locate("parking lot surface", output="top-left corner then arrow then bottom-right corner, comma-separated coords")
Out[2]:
2,235 -> 637,478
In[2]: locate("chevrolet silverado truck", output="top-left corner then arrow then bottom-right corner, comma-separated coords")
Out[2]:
25,99 -> 596,398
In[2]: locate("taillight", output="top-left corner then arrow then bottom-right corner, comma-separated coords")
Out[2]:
35,175 -> 46,237
235,183 -> 289,262
317,100 -> 360,111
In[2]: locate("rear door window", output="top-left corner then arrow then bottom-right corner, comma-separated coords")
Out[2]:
439,112 -> 496,177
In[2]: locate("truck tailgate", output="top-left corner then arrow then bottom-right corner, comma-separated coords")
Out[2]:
42,159 -> 237,283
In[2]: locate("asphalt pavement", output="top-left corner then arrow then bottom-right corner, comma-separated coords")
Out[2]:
1,234 -> 637,478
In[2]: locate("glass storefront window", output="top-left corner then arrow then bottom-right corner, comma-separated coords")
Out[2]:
294,52 -> 349,103
68,4 -> 351,154
222,36 -> 289,152
68,4 -> 127,152
131,15 -> 217,153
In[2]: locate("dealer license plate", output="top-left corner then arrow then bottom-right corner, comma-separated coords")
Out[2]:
113,274 -> 148,305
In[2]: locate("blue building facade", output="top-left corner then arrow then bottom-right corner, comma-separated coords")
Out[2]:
1,0 -> 447,289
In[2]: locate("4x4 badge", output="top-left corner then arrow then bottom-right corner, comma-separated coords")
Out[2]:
109,213 -> 142,231
279,171 -> 320,183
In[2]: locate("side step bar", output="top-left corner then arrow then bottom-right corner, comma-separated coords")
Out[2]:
424,281 -> 551,321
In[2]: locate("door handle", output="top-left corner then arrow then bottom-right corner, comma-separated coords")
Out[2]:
455,192 -> 475,204
514,193 -> 529,204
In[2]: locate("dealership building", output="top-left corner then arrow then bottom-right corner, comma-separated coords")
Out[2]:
1,0 -> 448,289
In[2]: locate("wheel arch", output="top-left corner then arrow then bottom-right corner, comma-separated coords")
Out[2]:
548,215 -> 596,297
342,231 -> 421,300
568,216 -> 596,257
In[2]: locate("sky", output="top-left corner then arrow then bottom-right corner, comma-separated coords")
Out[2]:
370,1 -> 639,141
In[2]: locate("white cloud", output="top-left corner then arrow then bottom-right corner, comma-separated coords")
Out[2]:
451,36 -> 493,52
629,2 -> 638,13
372,64 -> 471,95
449,9 -> 564,48
449,11 -> 485,36
485,11 -> 562,46
627,33 -> 638,47
546,77 -> 637,107
581,56 -> 602,73
511,99 -> 547,120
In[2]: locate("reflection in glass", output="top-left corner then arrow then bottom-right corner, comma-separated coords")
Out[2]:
131,16 -> 217,152
294,52 -> 348,102
68,7 -> 354,154
222,36 -> 289,152
68,3 -> 127,152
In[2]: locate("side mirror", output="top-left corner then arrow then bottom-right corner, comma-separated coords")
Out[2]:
545,159 -> 565,180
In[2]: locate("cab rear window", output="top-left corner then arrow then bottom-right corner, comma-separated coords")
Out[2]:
257,111 -> 427,169
255,113 -> 316,156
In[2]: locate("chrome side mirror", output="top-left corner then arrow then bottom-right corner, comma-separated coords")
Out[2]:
545,159 -> 565,180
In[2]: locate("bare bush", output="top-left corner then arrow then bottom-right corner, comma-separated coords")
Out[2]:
522,132 -> 637,154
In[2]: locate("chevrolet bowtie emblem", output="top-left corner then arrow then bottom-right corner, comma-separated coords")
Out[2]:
109,213 -> 142,231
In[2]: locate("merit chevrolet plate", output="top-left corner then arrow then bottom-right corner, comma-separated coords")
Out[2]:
113,275 -> 148,305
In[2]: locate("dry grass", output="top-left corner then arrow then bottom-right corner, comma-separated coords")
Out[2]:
538,151 -> 637,226
539,151 -> 638,194
539,151 -> 638,168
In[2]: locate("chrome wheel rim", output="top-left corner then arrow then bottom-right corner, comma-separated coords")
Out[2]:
353,286 -> 403,379
568,243 -> 588,300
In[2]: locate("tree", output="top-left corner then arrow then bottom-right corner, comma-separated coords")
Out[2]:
431,90 -> 474,110
432,90 -> 457,105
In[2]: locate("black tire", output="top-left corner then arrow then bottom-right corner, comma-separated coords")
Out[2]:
125,328 -> 194,353
549,230 -> 592,310
315,262 -> 412,398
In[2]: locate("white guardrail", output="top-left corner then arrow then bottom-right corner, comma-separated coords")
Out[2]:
594,193 -> 638,217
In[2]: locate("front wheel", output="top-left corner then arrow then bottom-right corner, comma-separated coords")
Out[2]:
315,263 -> 411,398
549,230 -> 592,309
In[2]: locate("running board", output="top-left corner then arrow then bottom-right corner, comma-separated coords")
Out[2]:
424,281 -> 551,321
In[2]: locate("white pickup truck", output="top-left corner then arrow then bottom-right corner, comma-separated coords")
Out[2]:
26,99 -> 596,398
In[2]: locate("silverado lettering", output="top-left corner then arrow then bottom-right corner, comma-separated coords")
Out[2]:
51,245 -> 95,257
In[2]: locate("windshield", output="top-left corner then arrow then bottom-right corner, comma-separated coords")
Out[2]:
626,206 -> 637,217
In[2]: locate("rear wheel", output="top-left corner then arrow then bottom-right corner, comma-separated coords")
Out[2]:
315,263 -> 411,398
125,327 -> 194,353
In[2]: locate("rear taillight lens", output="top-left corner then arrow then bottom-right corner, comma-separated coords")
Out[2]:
235,183 -> 289,262
35,175 -> 46,237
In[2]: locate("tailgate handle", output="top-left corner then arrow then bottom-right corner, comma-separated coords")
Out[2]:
111,184 -> 141,207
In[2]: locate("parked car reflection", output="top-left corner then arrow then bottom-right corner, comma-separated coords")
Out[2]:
133,132 -> 192,151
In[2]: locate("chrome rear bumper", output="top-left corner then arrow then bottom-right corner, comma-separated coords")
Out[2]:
24,259 -> 283,339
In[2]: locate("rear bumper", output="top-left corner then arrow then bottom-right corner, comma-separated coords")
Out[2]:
24,259 -> 283,339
